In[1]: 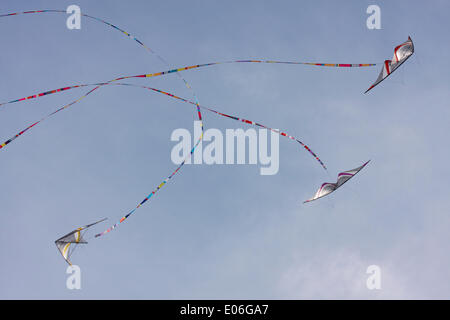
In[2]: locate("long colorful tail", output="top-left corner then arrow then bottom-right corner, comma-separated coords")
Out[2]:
1,9 -> 371,238
0,58 -> 377,108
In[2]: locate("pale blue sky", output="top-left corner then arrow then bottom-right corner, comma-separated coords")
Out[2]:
0,0 -> 449,299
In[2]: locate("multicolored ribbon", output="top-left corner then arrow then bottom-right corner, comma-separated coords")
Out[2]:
0,59 -> 377,108
105,82 -> 327,169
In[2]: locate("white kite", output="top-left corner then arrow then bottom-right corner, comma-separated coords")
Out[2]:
365,36 -> 414,93
304,161 -> 370,203
55,218 -> 106,265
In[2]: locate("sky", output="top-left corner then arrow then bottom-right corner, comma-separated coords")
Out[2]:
0,0 -> 449,299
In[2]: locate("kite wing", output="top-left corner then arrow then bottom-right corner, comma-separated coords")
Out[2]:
365,37 -> 414,93
55,218 -> 106,265
304,161 -> 370,203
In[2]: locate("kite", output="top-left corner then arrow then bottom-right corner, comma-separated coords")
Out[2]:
304,161 -> 370,203
55,218 -> 107,265
365,37 -> 414,93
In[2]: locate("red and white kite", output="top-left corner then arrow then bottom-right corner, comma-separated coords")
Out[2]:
365,37 -> 414,93
304,161 -> 370,203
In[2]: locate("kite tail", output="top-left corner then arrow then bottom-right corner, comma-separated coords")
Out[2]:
0,59 -> 378,108
0,86 -> 101,151
1,9 -> 347,238
84,8 -> 208,216
199,103 -> 327,170
121,83 -> 328,171
85,9 -> 207,237
94,78 -> 331,237
1,9 -> 206,239
95,82 -> 327,170
95,131 -> 203,238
